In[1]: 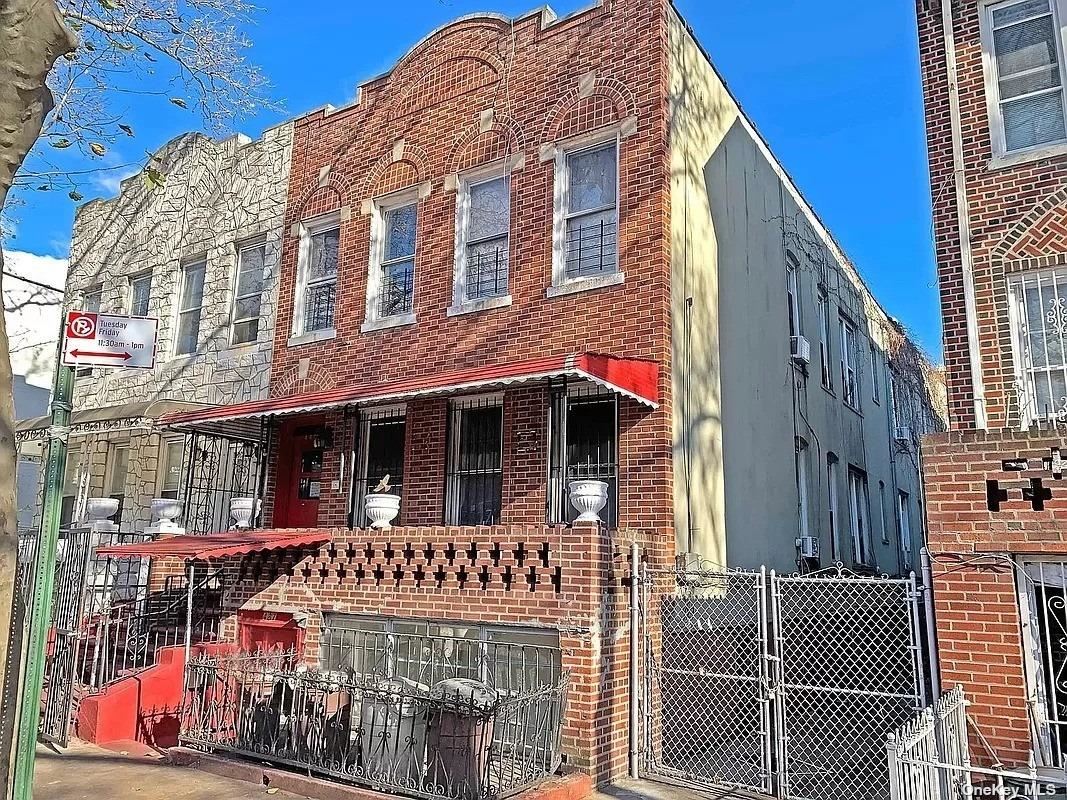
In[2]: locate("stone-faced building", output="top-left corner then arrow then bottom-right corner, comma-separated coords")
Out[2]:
918,0 -> 1067,770
127,0 -> 944,782
17,125 -> 293,535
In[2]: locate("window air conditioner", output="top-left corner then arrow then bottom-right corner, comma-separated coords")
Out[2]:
796,536 -> 820,559
790,335 -> 811,365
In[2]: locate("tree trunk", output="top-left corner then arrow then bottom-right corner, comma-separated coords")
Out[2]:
0,1 -> 75,795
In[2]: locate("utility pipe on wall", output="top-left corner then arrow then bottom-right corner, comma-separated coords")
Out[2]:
941,0 -> 988,429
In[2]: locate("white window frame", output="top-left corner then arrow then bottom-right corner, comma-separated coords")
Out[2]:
174,260 -> 206,357
898,490 -> 913,557
106,443 -> 129,498
981,0 -> 1067,162
231,239 -> 267,346
1008,266 -> 1067,426
159,437 -> 185,498
364,187 -> 419,332
445,393 -> 504,526
818,288 -> 833,390
840,316 -> 860,409
847,466 -> 874,567
354,404 -> 406,523
292,211 -> 341,344
128,271 -> 152,317
796,439 -> 810,541
450,162 -> 514,316
549,129 -> 623,297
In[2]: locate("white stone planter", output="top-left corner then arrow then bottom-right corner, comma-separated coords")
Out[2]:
230,497 -> 260,529
568,479 -> 609,523
365,494 -> 401,530
151,497 -> 183,527
86,497 -> 120,522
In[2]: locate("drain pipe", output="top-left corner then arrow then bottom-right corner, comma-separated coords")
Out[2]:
941,0 -> 988,428
921,547 -> 943,702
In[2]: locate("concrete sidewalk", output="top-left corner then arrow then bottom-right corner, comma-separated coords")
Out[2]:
34,740 -> 302,800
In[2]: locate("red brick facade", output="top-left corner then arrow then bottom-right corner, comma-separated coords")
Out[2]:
215,0 -> 675,782
918,0 -> 1067,766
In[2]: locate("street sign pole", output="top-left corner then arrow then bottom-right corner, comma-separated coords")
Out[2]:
11,354 -> 74,799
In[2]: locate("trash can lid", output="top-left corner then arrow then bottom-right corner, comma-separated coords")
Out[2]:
430,678 -> 498,711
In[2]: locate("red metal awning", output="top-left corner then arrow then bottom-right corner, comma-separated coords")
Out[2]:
96,529 -> 330,561
159,352 -> 659,429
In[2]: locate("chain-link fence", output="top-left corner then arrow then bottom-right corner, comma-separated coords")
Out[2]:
640,563 -> 926,800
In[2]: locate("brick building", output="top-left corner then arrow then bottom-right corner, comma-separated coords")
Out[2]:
85,0 -> 941,788
917,0 -> 1067,770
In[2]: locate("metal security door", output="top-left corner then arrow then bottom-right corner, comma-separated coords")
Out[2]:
39,525 -> 95,745
771,570 -> 926,800
641,566 -> 773,794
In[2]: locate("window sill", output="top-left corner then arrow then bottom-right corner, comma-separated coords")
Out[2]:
546,271 -> 624,298
361,312 -> 416,333
288,328 -> 337,347
987,142 -> 1067,172
447,295 -> 513,317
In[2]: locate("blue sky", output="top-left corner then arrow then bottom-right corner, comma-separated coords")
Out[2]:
7,0 -> 941,357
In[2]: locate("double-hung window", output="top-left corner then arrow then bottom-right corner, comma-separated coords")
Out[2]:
77,288 -> 102,377
787,255 -> 801,339
870,342 -> 882,404
983,0 -> 1067,156
232,241 -> 266,345
847,466 -> 873,567
1009,267 -> 1067,423
455,172 -> 510,306
818,288 -> 833,389
106,443 -> 129,525
557,139 -> 619,283
175,260 -> 206,356
129,272 -> 152,317
548,386 -> 618,527
366,196 -> 417,327
446,396 -> 503,526
159,438 -> 184,499
796,439 -> 810,543
827,455 -> 840,562
840,316 -> 859,409
297,218 -> 339,335
898,490 -> 913,557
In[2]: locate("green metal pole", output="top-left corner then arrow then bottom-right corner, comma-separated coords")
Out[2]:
12,361 -> 74,799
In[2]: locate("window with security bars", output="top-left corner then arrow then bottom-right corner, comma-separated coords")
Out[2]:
320,614 -> 560,693
446,397 -> 502,526
354,407 -> 405,524
175,261 -> 206,356
303,226 -> 338,333
984,0 -> 1067,154
129,272 -> 151,317
563,140 -> 618,280
548,386 -> 618,527
376,203 -> 416,318
1009,267 -> 1067,423
460,174 -> 510,301
232,242 -> 266,345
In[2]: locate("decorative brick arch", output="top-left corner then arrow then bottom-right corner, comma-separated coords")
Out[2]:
541,76 -> 637,143
992,182 -> 1067,267
390,49 -> 504,119
293,172 -> 358,220
272,363 -> 336,397
448,114 -> 527,173
359,143 -> 431,200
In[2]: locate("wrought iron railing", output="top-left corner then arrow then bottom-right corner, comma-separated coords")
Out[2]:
888,686 -> 1067,799
77,568 -> 226,692
181,649 -> 568,800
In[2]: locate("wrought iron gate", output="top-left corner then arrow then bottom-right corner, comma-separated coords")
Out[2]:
640,563 -> 926,800
39,525 -> 95,745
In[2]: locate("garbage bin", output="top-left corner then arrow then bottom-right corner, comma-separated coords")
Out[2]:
358,677 -> 426,786
425,678 -> 498,799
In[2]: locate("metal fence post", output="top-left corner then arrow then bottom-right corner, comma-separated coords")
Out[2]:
629,542 -> 640,780
920,548 -> 942,703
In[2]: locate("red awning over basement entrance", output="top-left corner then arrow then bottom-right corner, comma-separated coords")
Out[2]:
96,529 -> 330,561
158,352 -> 659,430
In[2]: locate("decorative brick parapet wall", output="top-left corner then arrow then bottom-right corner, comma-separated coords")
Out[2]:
213,523 -> 658,780
923,428 -> 1067,764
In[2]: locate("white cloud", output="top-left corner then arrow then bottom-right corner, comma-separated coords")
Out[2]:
3,250 -> 68,389
91,165 -> 141,196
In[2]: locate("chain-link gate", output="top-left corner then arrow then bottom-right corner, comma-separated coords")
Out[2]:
639,562 -> 926,800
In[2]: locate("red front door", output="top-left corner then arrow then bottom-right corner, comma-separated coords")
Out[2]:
275,425 -> 324,528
